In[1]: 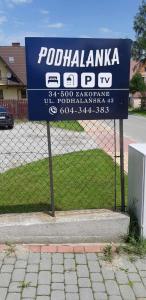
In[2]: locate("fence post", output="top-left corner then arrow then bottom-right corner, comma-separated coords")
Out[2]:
114,119 -> 117,210
46,121 -> 55,217
119,119 -> 125,212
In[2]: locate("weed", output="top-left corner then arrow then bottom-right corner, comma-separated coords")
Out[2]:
103,244 -> 113,262
5,242 -> 16,256
129,256 -> 137,263
128,280 -> 134,287
122,237 -> 146,257
115,246 -> 120,255
118,209 -> 146,257
19,281 -> 31,291
119,267 -> 129,273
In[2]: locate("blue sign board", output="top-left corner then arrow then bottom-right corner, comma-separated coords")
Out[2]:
25,37 -> 131,121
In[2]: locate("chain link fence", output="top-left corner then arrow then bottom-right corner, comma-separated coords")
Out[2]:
0,107 -> 122,214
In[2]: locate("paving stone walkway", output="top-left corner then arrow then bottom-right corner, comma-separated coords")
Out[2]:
79,120 -> 135,173
0,244 -> 146,300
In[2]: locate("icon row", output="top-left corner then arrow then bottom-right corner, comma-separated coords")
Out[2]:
45,72 -> 112,88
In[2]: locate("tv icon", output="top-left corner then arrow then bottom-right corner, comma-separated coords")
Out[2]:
98,73 -> 112,88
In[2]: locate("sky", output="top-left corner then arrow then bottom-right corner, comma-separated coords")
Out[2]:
0,0 -> 141,46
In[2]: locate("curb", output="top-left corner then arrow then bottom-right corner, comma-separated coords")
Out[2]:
0,243 -> 117,253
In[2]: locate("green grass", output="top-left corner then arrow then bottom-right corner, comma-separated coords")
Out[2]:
15,120 -> 84,132
50,121 -> 84,131
0,149 -> 126,213
129,108 -> 146,117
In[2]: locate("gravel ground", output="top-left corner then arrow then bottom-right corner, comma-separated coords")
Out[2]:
0,122 -> 98,173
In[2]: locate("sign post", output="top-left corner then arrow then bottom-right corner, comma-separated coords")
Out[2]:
46,121 -> 55,216
119,119 -> 125,212
25,37 -> 131,214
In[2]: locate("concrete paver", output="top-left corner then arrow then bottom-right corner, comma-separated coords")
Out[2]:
65,285 -> 78,293
0,244 -> 146,299
94,293 -> 108,299
115,270 -> 129,284
37,284 -> 50,295
120,284 -> 136,300
64,258 -> 76,271
66,293 -> 79,300
0,288 -> 7,300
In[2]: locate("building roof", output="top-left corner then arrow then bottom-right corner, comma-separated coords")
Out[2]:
130,91 -> 146,97
0,43 -> 26,85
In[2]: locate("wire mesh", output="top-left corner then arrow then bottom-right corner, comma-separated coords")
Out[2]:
0,108 -> 121,214
51,119 -> 120,212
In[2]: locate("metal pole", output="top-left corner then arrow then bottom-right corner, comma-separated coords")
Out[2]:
46,121 -> 55,217
114,119 -> 117,210
119,119 -> 125,212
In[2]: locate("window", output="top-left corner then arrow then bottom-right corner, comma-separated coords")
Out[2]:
0,89 -> 3,99
9,57 -> 14,63
21,89 -> 26,99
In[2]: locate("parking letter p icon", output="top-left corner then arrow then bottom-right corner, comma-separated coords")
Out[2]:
85,75 -> 92,85
81,73 -> 95,88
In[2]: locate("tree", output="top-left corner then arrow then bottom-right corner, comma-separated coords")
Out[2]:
130,73 -> 146,109
132,0 -> 146,61
130,72 -> 146,94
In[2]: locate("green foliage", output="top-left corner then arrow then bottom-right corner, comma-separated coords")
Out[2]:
19,281 -> 31,291
132,0 -> 146,60
5,242 -> 16,256
119,267 -> 129,273
117,210 -> 146,258
103,244 -> 113,262
129,72 -> 146,94
119,236 -> 146,257
129,108 -> 146,116
128,280 -> 134,288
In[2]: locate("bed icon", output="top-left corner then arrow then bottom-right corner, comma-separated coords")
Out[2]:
46,73 -> 60,88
